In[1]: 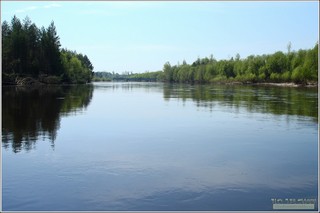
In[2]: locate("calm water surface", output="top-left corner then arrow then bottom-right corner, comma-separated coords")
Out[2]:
2,82 -> 318,211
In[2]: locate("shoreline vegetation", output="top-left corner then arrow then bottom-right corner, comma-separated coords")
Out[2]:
2,16 -> 94,86
93,72 -> 317,87
2,16 -> 318,87
4,77 -> 317,88
94,41 -> 318,87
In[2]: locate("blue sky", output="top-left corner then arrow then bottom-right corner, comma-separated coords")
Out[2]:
1,1 -> 318,73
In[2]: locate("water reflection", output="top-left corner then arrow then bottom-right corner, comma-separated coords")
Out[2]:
2,82 -> 317,153
163,84 -> 318,120
2,82 -> 317,210
93,81 -> 163,93
2,84 -> 93,152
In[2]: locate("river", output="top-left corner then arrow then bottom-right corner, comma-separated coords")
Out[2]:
2,82 -> 318,211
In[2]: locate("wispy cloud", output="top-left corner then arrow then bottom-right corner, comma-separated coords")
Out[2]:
15,3 -> 61,14
15,6 -> 39,14
43,3 -> 61,9
78,9 -> 121,16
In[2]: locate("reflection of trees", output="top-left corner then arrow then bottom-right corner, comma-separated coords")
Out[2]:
94,82 -> 163,93
60,85 -> 94,115
2,84 -> 93,153
163,84 -> 318,120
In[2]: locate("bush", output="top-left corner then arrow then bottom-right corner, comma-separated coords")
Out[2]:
292,66 -> 303,83
235,73 -> 256,82
280,71 -> 291,82
41,75 -> 61,84
258,73 -> 266,82
211,75 -> 227,82
270,73 -> 281,82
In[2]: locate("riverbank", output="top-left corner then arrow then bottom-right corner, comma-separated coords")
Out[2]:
4,74 -> 317,88
252,82 -> 318,87
221,81 -> 318,87
2,74 -> 91,86
178,80 -> 318,88
92,79 -> 318,88
2,74 -> 60,86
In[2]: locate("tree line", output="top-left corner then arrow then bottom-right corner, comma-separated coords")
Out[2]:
163,43 -> 318,84
93,71 -> 164,82
101,42 -> 317,85
2,16 -> 94,85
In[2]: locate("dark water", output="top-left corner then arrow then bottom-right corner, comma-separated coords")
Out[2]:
2,82 -> 318,211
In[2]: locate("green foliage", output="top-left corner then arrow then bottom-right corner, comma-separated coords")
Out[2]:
128,71 -> 163,82
98,42 -> 317,85
266,51 -> 288,75
2,16 -> 93,84
159,42 -> 318,84
93,71 -> 164,82
270,73 -> 281,82
60,49 -> 93,84
281,71 -> 291,82
163,62 -> 173,82
92,71 -> 113,81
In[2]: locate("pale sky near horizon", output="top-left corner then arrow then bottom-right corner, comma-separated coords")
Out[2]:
1,1 -> 319,73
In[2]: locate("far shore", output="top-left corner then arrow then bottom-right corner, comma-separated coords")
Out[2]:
251,82 -> 318,87
187,80 -> 318,88
2,75 -> 318,88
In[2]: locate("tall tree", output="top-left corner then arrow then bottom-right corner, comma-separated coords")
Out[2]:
2,16 -> 94,84
40,21 -> 62,76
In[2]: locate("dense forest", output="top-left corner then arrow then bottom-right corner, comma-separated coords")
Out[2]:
2,16 -> 94,85
161,42 -> 318,84
95,42 -> 318,85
